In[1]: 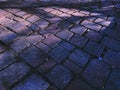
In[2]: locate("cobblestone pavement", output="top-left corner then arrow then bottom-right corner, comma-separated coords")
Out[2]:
0,0 -> 120,90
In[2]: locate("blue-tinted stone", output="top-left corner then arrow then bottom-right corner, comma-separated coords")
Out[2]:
13,74 -> 49,90
46,65 -> 72,89
59,41 -> 75,51
48,46 -> 70,63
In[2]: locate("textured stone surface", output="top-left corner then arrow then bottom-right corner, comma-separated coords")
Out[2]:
48,46 -> 70,63
20,46 -> 46,67
69,49 -> 90,67
82,59 -> 110,88
105,70 -> 120,90
84,41 -> 104,57
46,65 -> 72,89
13,74 -> 49,90
0,62 -> 29,90
0,1 -> 119,89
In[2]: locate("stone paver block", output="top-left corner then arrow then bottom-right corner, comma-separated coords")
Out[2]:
8,23 -> 31,36
42,35 -> 61,47
66,79 -> 95,90
38,60 -> 56,74
69,49 -> 90,67
67,16 -> 82,23
13,74 -> 49,90
56,30 -> 73,40
84,41 -> 104,57
0,51 -> 16,71
81,20 -> 102,31
36,42 -> 51,53
10,38 -> 30,53
70,25 -> 87,35
82,59 -> 110,88
85,30 -> 103,42
70,34 -> 88,48
58,20 -> 73,29
104,70 -> 120,90
27,15 -> 40,23
25,35 -> 44,45
20,46 -> 46,67
0,30 -> 17,44
59,41 -> 75,52
63,59 -> 83,74
46,65 -> 72,89
103,50 -> 120,69
95,18 -> 111,27
34,19 -> 49,30
0,62 -> 29,90
101,37 -> 120,52
48,46 -> 70,63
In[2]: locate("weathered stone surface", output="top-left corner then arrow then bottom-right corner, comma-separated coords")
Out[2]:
48,46 -> 70,63
69,49 -> 90,67
70,34 -> 88,48
104,70 -> 120,90
82,59 -> 110,88
13,74 -> 49,90
46,65 -> 72,89
0,62 -> 29,90
84,41 -> 104,57
42,35 -> 61,47
20,46 -> 46,67
66,79 -> 95,90
101,37 -> 120,52
103,50 -> 120,69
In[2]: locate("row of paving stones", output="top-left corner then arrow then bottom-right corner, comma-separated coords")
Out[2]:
0,1 -> 120,90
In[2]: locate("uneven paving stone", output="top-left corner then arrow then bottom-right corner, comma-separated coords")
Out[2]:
104,69 -> 120,90
101,37 -> 120,52
46,65 -> 72,89
63,59 -> 83,74
20,46 -> 47,67
42,35 -> 61,47
70,25 -> 87,35
84,41 -> 104,57
66,79 -> 95,90
59,41 -> 75,52
13,74 -> 49,90
101,27 -> 120,41
81,20 -> 102,31
10,37 -> 30,53
38,60 -> 56,74
95,18 -> 111,27
48,46 -> 70,63
103,50 -> 120,69
0,1 -> 119,89
0,51 -> 16,71
0,29 -> 17,44
70,34 -> 88,48
56,30 -> 73,40
16,11 -> 28,17
69,49 -> 90,67
85,30 -> 103,42
25,34 -> 44,45
34,19 -> 49,30
67,16 -> 83,24
36,42 -> 51,53
58,20 -> 73,29
26,15 -> 40,23
0,62 -> 29,90
82,59 -> 110,88
8,23 -> 31,36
